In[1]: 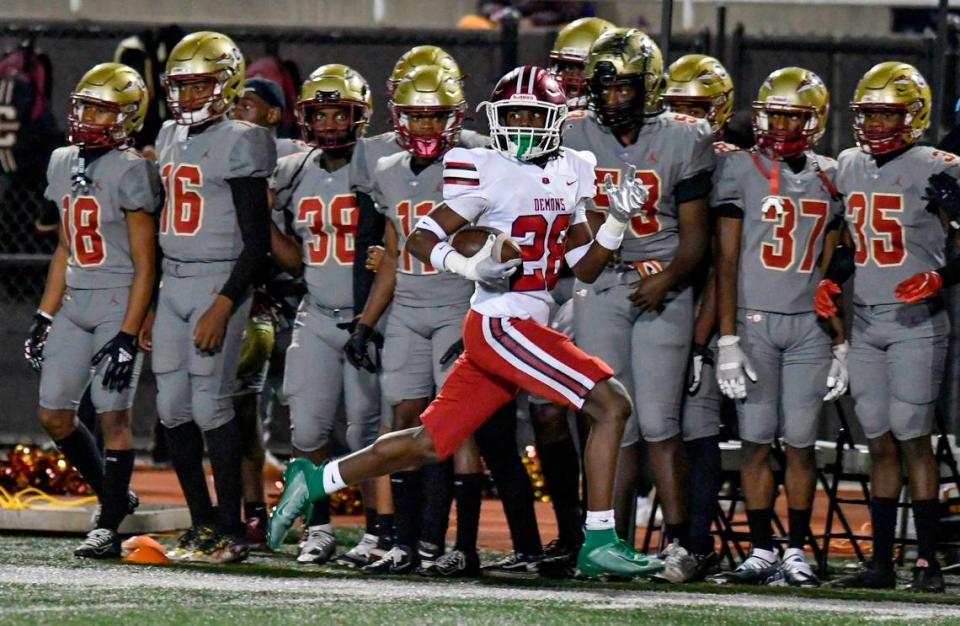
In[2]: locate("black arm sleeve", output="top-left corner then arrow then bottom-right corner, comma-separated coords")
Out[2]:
221,177 -> 271,304
714,203 -> 744,219
937,255 -> 960,287
824,242 -> 856,284
353,191 -> 386,311
674,170 -> 713,205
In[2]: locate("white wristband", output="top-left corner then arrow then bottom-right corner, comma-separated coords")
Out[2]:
443,249 -> 471,277
595,214 -> 627,251
415,215 -> 448,241
429,241 -> 456,271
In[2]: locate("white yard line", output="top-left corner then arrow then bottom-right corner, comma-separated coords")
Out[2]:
1,564 -> 958,620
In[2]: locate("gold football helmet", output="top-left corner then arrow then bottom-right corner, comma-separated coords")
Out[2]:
548,17 -> 616,109
752,67 -> 829,157
298,64 -> 372,148
68,63 -> 148,148
386,45 -> 462,98
390,65 -> 466,159
664,54 -> 734,136
163,31 -> 245,126
851,61 -> 931,155
584,28 -> 664,130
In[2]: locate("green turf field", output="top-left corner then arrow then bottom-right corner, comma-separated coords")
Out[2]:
3,530 -> 960,625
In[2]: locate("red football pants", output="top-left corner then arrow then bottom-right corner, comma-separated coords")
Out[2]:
421,309 -> 613,459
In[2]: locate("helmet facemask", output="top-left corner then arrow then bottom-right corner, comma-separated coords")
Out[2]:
752,103 -> 822,157
549,54 -> 589,110
297,98 -> 368,150
391,105 -> 464,159
588,64 -> 648,134
851,102 -> 918,155
665,95 -> 727,136
164,73 -> 231,126
67,95 -> 135,148
480,100 -> 567,161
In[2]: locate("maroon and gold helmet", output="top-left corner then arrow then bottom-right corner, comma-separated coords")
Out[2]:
478,65 -> 567,161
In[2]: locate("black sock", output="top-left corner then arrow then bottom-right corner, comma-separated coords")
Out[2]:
56,425 -> 105,496
912,498 -> 941,564
376,513 -> 395,544
538,438 -> 584,546
204,419 -> 244,536
419,460 -> 453,550
391,470 -> 422,549
475,402 -> 543,555
365,507 -> 378,535
164,422 -> 215,527
98,449 -> 134,531
746,508 -> 774,552
666,521 -> 691,550
244,502 -> 267,523
787,507 -> 812,550
454,473 -> 483,552
307,497 -> 331,527
77,388 -> 104,455
685,435 -> 721,555
870,496 -> 898,569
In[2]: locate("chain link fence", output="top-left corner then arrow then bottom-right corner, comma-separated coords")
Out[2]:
0,19 -> 956,445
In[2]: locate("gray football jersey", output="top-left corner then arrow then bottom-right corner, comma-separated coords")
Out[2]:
44,146 -> 161,289
713,149 -> 843,313
273,151 -> 357,309
155,119 -> 276,262
836,145 -> 959,305
276,137 -> 310,159
563,111 -> 715,264
370,150 -> 474,307
349,130 -> 491,199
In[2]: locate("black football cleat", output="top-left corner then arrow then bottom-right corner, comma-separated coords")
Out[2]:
904,560 -> 945,593
830,561 -> 896,590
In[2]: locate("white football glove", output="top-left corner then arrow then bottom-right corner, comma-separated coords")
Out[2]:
823,341 -> 850,402
447,234 -> 521,290
716,335 -> 757,400
602,164 -> 649,223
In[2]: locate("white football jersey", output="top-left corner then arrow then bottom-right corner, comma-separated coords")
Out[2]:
441,146 -> 596,324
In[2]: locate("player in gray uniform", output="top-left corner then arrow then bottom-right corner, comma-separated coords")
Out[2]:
26,63 -> 158,559
822,63 -> 960,593
147,32 -> 275,564
563,29 -> 714,569
230,74 -> 309,546
268,64 -> 380,565
658,53 -> 737,582
712,68 -> 845,587
345,65 -> 483,576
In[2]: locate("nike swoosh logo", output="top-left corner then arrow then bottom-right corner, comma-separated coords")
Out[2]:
566,181 -> 576,186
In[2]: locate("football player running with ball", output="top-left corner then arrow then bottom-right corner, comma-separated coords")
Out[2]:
823,63 -> 960,593
145,31 -> 276,564
712,68 -> 844,587
269,64 -> 381,566
28,63 -> 159,558
563,29 -> 715,579
269,65 -> 664,580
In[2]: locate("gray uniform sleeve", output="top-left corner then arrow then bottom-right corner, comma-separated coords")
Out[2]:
349,138 -> 374,195
368,159 -> 388,215
680,119 -> 716,182
712,152 -> 744,210
43,148 -> 63,203
229,125 -> 278,179
118,156 -> 162,213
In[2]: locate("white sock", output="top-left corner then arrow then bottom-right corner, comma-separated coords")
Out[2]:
751,547 -> 778,563
585,509 -> 616,531
322,460 -> 347,494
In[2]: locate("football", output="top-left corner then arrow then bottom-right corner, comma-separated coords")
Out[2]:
450,226 -> 522,263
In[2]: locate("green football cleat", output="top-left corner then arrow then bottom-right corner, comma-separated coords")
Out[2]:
575,528 -> 665,580
267,458 -> 327,550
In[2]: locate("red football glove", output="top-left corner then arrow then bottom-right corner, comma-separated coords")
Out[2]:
894,271 -> 943,304
814,279 -> 841,318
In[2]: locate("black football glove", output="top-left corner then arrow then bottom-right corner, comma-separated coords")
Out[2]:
687,342 -> 715,396
439,338 -> 464,366
24,311 -> 53,372
925,171 -> 960,230
92,331 -> 139,391
338,319 -> 383,373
